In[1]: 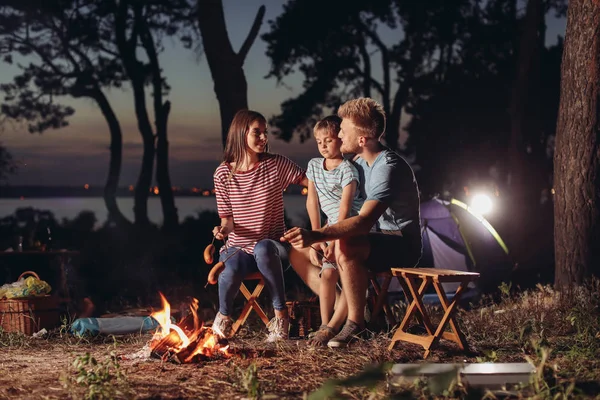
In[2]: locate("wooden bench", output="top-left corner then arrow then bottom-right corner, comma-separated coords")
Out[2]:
231,272 -> 270,334
388,267 -> 480,358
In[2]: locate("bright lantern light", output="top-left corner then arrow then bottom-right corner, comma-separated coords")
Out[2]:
470,193 -> 493,215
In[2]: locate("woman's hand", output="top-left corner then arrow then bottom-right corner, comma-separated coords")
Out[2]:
212,226 -> 228,240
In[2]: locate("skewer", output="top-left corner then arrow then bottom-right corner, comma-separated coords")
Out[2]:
310,245 -> 334,265
204,227 -> 225,264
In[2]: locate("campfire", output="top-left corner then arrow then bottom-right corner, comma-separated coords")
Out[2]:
149,293 -> 231,363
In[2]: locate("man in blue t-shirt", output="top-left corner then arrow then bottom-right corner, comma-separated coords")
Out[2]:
282,97 -> 422,348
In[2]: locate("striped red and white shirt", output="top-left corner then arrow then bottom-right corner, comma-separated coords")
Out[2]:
213,153 -> 305,254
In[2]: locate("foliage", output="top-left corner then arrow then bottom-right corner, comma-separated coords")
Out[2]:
234,362 -> 260,399
0,327 -> 30,347
262,0 -> 471,148
0,143 -> 17,183
405,0 -> 564,197
308,362 -> 393,399
0,0 -> 118,132
61,350 -> 132,400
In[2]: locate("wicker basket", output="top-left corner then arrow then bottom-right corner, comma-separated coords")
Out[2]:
286,298 -> 321,339
0,271 -> 60,335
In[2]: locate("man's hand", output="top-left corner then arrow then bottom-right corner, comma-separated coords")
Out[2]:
280,227 -> 317,248
309,242 -> 326,266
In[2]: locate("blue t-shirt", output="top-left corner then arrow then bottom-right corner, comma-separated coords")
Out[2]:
354,149 -> 421,237
306,158 -> 363,225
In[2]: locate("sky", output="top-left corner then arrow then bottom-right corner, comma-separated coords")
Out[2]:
0,1 -> 567,188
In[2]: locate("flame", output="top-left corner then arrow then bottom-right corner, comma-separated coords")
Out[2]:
149,292 -> 230,363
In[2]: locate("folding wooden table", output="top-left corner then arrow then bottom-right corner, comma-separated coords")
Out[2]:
389,267 -> 480,358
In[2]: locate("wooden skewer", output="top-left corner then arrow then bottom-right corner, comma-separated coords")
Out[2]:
211,226 -> 225,245
310,245 -> 334,265
282,228 -> 334,264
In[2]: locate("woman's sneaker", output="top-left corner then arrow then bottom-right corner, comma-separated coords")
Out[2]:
212,312 -> 234,339
266,316 -> 289,342
327,320 -> 362,348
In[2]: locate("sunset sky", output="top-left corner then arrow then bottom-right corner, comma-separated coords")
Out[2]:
0,1 -> 566,188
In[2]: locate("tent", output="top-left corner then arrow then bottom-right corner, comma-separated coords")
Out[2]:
387,197 -> 511,296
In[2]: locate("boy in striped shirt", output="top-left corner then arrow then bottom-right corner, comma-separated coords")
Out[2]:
305,115 -> 364,346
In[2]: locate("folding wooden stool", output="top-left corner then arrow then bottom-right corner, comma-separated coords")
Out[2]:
368,270 -> 396,326
388,267 -> 480,358
231,272 -> 270,334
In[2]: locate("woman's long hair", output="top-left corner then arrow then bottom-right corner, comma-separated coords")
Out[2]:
223,109 -> 269,175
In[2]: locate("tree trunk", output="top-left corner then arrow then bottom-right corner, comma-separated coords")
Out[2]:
92,88 -> 131,227
508,0 -> 542,192
114,1 -> 152,226
155,101 -> 179,230
197,0 -> 265,148
138,17 -> 179,230
133,114 -> 155,227
386,84 -> 409,152
553,0 -> 600,287
506,0 -> 543,265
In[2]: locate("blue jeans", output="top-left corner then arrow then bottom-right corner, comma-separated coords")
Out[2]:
218,239 -> 290,316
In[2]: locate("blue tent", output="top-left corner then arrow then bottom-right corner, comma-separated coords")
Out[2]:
388,197 -> 511,297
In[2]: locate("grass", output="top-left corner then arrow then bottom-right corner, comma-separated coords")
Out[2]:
1,280 -> 599,399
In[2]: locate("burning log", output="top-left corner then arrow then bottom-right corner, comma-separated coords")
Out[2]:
148,293 -> 231,364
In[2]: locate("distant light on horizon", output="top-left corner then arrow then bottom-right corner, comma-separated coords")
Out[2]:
84,184 -> 90,190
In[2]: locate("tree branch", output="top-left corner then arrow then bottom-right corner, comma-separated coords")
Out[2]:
237,4 -> 265,64
8,34 -> 71,77
357,19 -> 390,111
138,8 -> 163,126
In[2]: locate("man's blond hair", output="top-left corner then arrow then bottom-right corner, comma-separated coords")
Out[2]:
337,98 -> 386,139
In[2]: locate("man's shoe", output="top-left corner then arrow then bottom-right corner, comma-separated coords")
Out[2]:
266,316 -> 290,342
327,320 -> 363,348
212,312 -> 234,339
307,326 -> 337,347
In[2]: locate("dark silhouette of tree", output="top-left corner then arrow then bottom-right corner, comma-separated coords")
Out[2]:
406,0 -> 564,195
554,0 -> 600,287
0,0 -> 187,229
262,0 -> 471,150
0,143 -> 16,183
196,0 -> 265,148
0,0 -> 130,226
111,0 -> 188,229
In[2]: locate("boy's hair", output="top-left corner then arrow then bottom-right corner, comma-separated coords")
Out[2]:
313,115 -> 342,137
223,109 -> 268,174
337,98 -> 386,139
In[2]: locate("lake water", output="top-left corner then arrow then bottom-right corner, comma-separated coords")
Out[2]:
0,196 -> 310,228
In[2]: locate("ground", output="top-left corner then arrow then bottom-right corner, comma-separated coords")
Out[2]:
0,327 -> 481,400
1,283 -> 600,399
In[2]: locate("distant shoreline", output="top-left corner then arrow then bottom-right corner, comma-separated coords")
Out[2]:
0,185 -> 307,198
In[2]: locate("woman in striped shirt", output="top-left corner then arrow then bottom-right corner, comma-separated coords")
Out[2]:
211,109 -> 307,342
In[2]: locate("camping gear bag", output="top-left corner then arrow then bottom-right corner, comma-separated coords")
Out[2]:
70,316 -> 161,337
0,271 -> 60,335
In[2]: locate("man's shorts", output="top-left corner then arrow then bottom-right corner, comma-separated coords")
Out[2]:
366,230 -> 422,273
